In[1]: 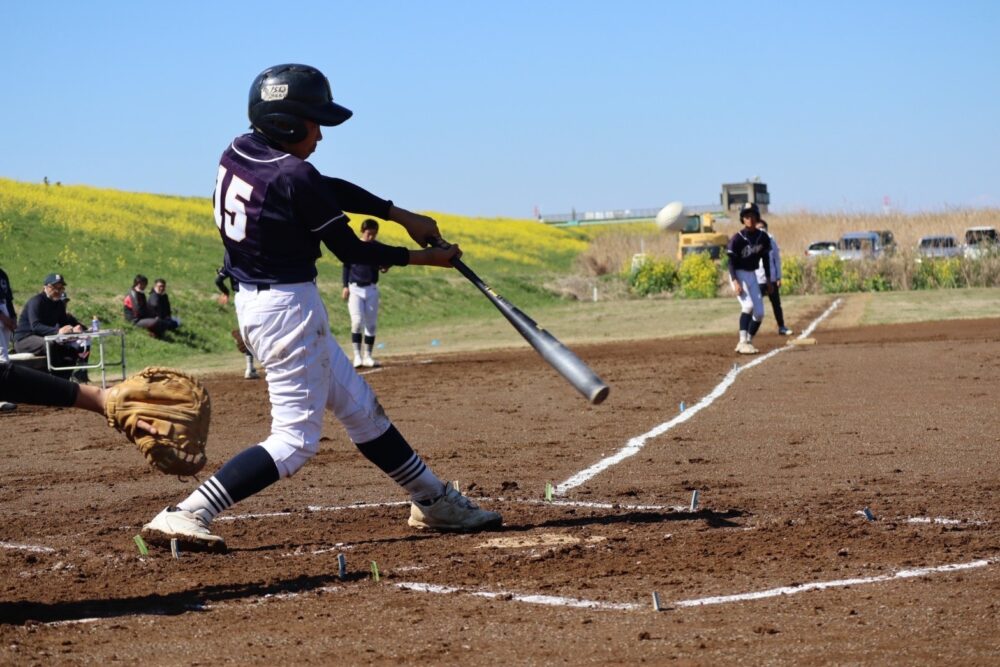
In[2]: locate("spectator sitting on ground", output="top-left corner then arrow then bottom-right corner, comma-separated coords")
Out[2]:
148,278 -> 181,332
13,273 -> 90,382
123,274 -> 170,338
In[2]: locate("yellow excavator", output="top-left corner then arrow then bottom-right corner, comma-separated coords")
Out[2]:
657,180 -> 770,261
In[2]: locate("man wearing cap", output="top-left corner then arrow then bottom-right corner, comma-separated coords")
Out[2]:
13,273 -> 90,381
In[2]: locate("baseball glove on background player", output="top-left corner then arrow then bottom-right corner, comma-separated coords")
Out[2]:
105,367 -> 210,476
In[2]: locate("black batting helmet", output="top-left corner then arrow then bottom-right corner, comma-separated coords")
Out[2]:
248,64 -> 353,144
739,202 -> 761,219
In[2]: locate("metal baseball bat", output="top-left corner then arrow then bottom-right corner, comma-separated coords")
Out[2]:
435,240 -> 610,404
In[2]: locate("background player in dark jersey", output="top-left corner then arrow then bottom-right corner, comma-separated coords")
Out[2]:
215,265 -> 259,379
141,63 -> 501,552
754,219 -> 793,336
341,218 -> 386,368
0,266 -> 17,411
726,203 -> 772,355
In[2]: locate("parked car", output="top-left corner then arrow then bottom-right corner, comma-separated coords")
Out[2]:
838,231 -> 883,260
916,235 -> 962,260
872,229 -> 897,255
806,240 -> 838,257
964,226 -> 998,259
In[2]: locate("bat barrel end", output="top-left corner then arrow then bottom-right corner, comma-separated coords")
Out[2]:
589,384 -> 610,405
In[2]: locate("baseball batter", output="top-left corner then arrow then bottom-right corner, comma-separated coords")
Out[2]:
142,63 -> 501,552
727,202 -> 772,355
341,218 -> 385,368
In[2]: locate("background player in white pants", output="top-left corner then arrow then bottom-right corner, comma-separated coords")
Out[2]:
726,202 -> 772,355
342,218 -> 385,368
141,63 -> 501,552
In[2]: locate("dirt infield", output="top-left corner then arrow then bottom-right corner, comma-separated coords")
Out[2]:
2,302 -> 999,665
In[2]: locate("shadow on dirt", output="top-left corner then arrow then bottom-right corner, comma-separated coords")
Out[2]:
501,508 -> 747,531
0,572 -> 352,626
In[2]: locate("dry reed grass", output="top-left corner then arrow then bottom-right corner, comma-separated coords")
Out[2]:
576,209 -> 1000,278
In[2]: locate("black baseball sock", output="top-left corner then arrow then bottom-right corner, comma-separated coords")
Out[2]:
177,445 -> 279,524
355,425 -> 444,502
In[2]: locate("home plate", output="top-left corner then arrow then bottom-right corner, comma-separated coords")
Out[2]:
477,533 -> 606,549
788,337 -> 817,346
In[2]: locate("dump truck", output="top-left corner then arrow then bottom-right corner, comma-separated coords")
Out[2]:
676,211 -> 729,261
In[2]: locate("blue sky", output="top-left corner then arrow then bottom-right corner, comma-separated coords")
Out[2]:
3,2 -> 998,217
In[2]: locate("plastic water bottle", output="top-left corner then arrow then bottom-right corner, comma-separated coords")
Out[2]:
91,316 -> 100,332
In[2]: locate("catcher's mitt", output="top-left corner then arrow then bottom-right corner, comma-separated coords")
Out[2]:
231,329 -> 249,355
105,367 -> 210,476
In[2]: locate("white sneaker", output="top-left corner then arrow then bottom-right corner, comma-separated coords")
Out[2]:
737,341 -> 759,355
244,367 -> 259,380
141,506 -> 227,552
362,355 -> 379,368
353,354 -> 363,368
408,484 -> 502,531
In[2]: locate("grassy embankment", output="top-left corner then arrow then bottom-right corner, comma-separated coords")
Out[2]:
0,178 -> 597,371
2,177 -> 998,372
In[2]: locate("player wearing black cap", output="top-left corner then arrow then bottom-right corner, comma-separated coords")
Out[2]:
727,203 -> 773,354
13,273 -> 90,380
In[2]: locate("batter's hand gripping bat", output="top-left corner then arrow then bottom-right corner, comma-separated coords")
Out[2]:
434,239 -> 610,404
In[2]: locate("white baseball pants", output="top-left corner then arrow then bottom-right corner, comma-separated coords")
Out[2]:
733,269 -> 765,321
235,282 -> 392,479
347,283 -> 380,337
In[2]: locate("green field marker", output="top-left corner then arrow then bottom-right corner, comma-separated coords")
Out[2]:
133,534 -> 149,556
544,482 -> 553,502
370,561 -> 380,582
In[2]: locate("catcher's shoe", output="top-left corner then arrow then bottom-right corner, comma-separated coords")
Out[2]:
141,506 -> 227,553
408,484 -> 502,532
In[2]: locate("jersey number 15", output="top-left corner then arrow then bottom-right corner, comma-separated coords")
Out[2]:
214,166 -> 253,242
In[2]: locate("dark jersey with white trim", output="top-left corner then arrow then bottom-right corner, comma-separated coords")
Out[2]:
213,132 -> 409,285
726,228 -> 772,279
343,261 -> 380,287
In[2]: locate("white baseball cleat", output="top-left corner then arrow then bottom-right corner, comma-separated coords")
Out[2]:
141,506 -> 227,552
0,402 -> 16,412
353,354 -> 363,368
408,484 -> 502,531
244,367 -> 259,379
736,341 -> 759,355
779,327 -> 794,336
361,355 -> 379,368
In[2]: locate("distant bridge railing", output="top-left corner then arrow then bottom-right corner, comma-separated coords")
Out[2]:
539,204 -> 727,226
539,207 -> 660,225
